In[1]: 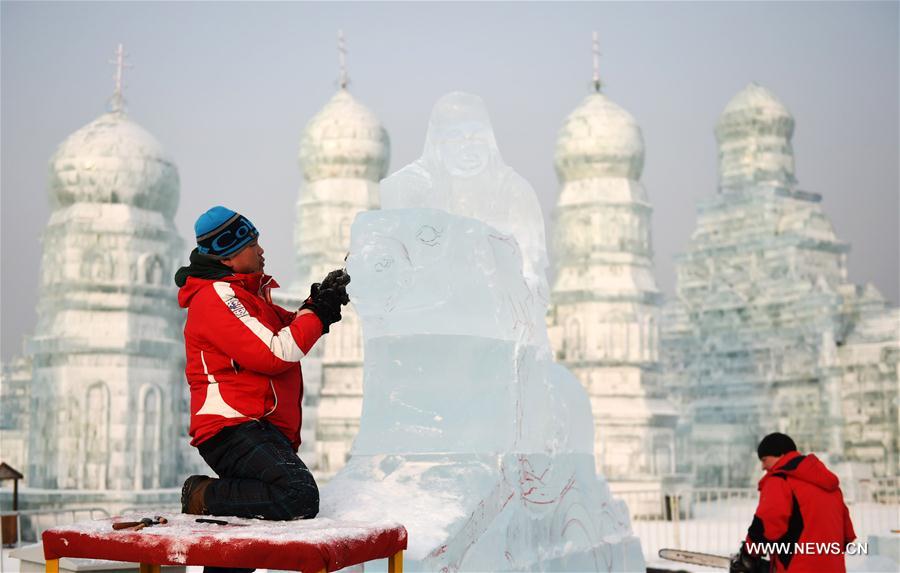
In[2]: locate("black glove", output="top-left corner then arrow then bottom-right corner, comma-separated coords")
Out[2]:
301,284 -> 342,334
320,269 -> 350,304
729,544 -> 768,573
300,269 -> 351,334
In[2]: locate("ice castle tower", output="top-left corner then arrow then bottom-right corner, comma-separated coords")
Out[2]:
23,53 -> 191,496
660,83 -> 897,486
547,39 -> 680,494
288,37 -> 390,478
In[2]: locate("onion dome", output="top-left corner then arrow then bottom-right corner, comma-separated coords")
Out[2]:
715,83 -> 796,190
299,89 -> 390,183
48,110 -> 180,218
554,93 -> 645,183
715,82 -> 794,142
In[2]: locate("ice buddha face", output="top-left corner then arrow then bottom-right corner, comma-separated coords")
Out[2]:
424,92 -> 500,179
436,121 -> 492,178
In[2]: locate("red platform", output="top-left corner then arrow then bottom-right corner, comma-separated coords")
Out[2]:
42,513 -> 407,573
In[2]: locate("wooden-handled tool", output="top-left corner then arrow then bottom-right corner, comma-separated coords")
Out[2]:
112,516 -> 168,531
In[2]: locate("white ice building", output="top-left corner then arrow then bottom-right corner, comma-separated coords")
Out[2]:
547,55 -> 680,494
661,83 -> 899,487
0,48 -> 200,509
284,50 -> 390,478
0,356 -> 32,474
837,301 -> 899,479
320,92 -> 644,572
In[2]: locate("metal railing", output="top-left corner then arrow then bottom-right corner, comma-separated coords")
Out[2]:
1,507 -> 109,546
616,486 -> 900,563
616,488 -> 757,559
118,506 -> 180,516
857,476 -> 900,504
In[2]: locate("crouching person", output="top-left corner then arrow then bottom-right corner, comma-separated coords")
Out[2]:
731,432 -> 856,573
175,206 -> 349,525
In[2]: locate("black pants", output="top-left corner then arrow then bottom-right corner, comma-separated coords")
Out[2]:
197,419 -> 319,573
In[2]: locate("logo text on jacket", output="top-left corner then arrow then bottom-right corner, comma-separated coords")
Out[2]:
225,296 -> 249,318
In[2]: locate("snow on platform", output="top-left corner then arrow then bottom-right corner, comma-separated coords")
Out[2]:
39,513 -> 406,572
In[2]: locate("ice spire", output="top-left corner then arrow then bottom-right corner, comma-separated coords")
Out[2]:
591,31 -> 602,93
337,30 -> 349,90
108,43 -> 130,114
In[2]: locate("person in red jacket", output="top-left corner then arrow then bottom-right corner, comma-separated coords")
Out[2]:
730,433 -> 857,573
175,206 -> 348,527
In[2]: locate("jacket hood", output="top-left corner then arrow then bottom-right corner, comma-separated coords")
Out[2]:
760,451 -> 840,493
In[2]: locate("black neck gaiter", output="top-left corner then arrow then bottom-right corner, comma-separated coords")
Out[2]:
174,248 -> 233,287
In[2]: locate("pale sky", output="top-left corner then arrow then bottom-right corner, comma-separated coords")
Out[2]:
2,1 -> 898,360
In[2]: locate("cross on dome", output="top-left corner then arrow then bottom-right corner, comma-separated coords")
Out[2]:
555,36 -> 645,182
298,32 -> 389,183
592,31 -> 603,93
49,44 -> 179,217
108,43 -> 131,113
338,30 -> 349,90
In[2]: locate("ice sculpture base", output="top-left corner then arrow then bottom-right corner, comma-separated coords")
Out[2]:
321,451 -> 644,572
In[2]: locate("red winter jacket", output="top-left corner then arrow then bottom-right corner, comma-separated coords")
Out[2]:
178,273 -> 322,451
745,451 -> 856,572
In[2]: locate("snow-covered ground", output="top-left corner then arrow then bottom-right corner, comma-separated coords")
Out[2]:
4,508 -> 897,573
645,554 -> 899,573
1,490 -> 896,572
4,545 -> 898,573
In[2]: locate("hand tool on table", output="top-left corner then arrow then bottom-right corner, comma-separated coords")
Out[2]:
195,518 -> 249,526
112,516 -> 168,531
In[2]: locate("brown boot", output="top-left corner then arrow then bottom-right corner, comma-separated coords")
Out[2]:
181,475 -> 213,515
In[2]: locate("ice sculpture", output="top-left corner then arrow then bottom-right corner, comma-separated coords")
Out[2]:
320,93 -> 644,571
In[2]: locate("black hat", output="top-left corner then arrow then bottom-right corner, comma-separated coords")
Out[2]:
757,433 -> 797,459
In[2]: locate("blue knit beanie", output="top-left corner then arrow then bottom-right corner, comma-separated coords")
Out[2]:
194,206 -> 259,259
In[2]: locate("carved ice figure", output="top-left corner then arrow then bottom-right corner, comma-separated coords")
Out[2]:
320,93 -> 644,571
380,92 -> 550,349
